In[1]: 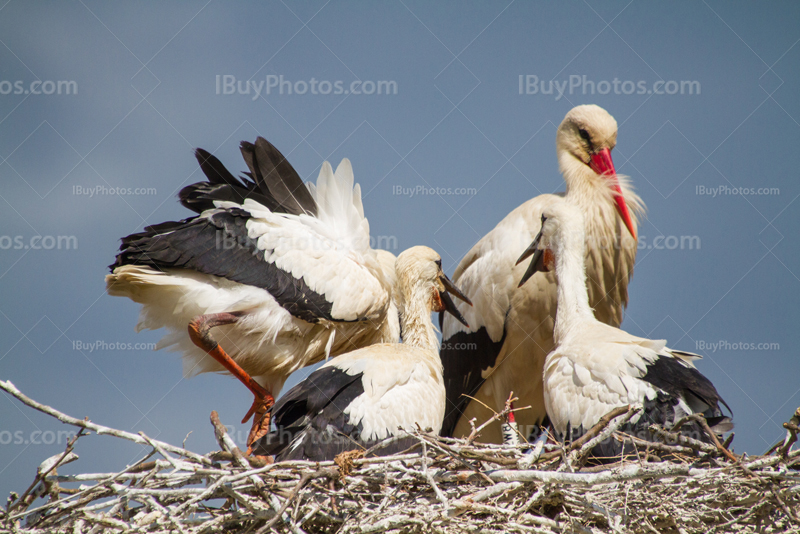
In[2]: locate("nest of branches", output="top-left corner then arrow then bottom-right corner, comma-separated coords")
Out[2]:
1,380 -> 799,534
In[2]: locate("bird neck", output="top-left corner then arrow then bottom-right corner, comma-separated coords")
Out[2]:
381,299 -> 401,343
368,250 -> 402,343
552,232 -> 596,344
560,154 -> 610,204
560,152 -> 643,246
398,288 -> 439,352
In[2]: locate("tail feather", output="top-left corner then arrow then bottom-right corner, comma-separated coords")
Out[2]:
306,158 -> 371,252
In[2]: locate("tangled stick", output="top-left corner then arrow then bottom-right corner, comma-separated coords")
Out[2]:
2,381 -> 799,534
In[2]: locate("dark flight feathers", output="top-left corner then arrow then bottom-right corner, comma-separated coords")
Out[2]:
552,355 -> 732,464
439,326 -> 506,438
180,137 -> 318,217
641,353 -> 732,426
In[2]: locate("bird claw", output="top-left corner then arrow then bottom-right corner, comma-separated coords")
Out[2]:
243,395 -> 274,455
250,453 -> 274,465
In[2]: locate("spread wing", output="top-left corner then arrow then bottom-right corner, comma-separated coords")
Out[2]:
111,137 -> 390,324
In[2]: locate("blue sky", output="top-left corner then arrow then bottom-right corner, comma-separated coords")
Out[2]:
1,1 -> 798,498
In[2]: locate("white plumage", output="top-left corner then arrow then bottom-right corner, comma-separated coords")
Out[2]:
254,246 -> 472,461
440,105 -> 645,442
324,345 -> 446,442
106,138 -> 400,448
533,202 -> 730,457
546,331 -> 698,436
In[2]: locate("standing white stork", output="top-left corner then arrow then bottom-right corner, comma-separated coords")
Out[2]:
440,105 -> 645,442
106,138 -> 401,450
527,202 -> 731,460
253,246 -> 471,461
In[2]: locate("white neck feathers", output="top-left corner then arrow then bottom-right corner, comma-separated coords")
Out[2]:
397,283 -> 440,351
551,224 -> 596,344
394,247 -> 447,353
560,152 -> 643,251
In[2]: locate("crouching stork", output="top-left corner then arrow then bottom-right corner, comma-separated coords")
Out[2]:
106,138 -> 400,452
523,202 -> 731,462
253,246 -> 471,461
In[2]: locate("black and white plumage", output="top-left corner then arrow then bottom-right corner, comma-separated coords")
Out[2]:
106,138 -> 400,444
530,202 -> 731,460
254,246 -> 471,461
439,105 -> 645,442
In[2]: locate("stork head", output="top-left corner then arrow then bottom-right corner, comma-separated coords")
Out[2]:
556,104 -> 637,240
516,202 -> 587,287
396,246 -> 472,327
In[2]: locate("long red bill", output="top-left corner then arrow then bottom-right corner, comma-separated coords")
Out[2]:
589,147 -> 637,240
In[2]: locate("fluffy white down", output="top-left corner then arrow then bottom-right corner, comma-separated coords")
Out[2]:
329,344 -> 446,441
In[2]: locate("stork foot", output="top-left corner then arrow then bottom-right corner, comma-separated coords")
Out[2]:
242,389 -> 275,455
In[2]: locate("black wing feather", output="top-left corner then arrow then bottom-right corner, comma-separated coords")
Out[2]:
642,355 -> 732,415
110,209 -> 336,323
180,143 -> 313,215
239,138 -> 317,217
194,148 -> 239,186
272,365 -> 364,430
557,392 -> 723,465
113,138 -> 342,323
439,326 -> 506,437
551,356 -> 733,465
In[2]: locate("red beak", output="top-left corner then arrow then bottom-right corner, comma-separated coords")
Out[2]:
590,148 -> 637,241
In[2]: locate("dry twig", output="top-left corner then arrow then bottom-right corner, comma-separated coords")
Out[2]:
1,383 -> 798,534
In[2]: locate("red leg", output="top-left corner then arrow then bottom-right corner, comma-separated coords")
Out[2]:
188,312 -> 274,454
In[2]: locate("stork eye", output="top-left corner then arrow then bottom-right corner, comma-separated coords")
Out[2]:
578,128 -> 591,142
435,259 -> 442,269
541,215 -> 547,225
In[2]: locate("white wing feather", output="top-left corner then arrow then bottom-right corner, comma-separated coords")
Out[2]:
215,159 -> 387,322
329,345 -> 445,441
543,323 -> 699,435
442,195 -> 563,342
108,155 -> 397,396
